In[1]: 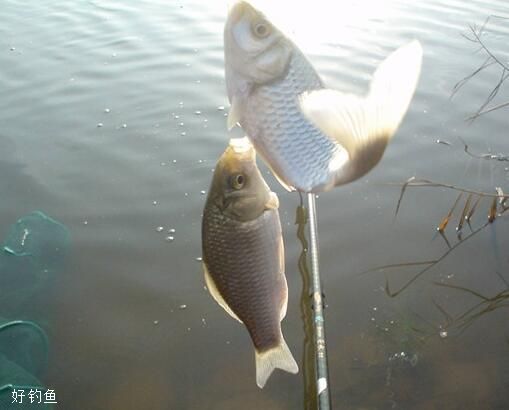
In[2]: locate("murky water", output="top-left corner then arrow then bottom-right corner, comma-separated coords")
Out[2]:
1,0 -> 508,408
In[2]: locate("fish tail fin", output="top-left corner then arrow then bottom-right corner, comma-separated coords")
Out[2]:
298,40 -> 422,184
255,335 -> 298,388
368,39 -> 423,139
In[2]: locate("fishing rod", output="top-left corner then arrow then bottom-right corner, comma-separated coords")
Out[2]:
306,193 -> 332,409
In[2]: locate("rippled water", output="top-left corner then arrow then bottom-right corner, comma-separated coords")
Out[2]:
1,0 -> 508,408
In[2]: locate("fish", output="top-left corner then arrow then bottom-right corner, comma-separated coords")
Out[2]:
224,1 -> 423,192
201,136 -> 298,388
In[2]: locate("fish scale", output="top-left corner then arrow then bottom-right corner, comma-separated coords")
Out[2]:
243,49 -> 340,192
202,204 -> 285,351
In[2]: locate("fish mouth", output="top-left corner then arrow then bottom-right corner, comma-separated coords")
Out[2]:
228,136 -> 252,153
227,1 -> 258,23
222,137 -> 256,164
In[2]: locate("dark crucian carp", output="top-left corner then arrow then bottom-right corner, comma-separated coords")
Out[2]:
202,137 -> 298,388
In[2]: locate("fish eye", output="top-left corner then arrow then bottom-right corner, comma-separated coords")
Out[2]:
253,21 -> 271,39
231,173 -> 246,190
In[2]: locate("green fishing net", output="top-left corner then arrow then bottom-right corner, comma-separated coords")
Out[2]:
0,320 -> 53,409
0,211 -> 69,409
0,211 -> 70,315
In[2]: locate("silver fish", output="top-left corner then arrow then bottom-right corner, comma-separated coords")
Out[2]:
224,1 -> 423,192
201,137 -> 298,388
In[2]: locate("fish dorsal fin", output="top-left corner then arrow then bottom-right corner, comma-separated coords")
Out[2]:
227,96 -> 242,130
203,263 -> 243,323
298,40 -> 422,178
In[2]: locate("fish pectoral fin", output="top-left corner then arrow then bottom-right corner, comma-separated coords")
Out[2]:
203,263 -> 243,323
227,96 -> 242,130
299,40 -> 423,164
264,192 -> 280,210
255,333 -> 299,388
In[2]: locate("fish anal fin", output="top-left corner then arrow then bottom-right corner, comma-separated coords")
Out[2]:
203,263 -> 243,323
227,96 -> 242,130
255,333 -> 298,388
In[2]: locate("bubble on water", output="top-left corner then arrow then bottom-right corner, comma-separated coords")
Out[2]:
181,132 -> 186,136
179,304 -> 187,310
121,123 -> 127,128
370,317 -> 376,322
152,201 -> 158,206
200,190 -> 206,195
97,123 -> 104,128
168,228 -> 176,234
179,101 -> 184,106
217,106 -> 225,111
172,159 -> 177,164
195,257 -> 203,262
174,115 -> 180,119
439,330 -> 448,338
153,320 -> 159,325
104,108 -> 110,113
372,307 -> 377,311
83,220 -> 88,225
198,159 -> 204,164
226,340 -> 230,345
112,52 -> 117,57
156,226 -> 164,232
195,80 -> 201,84
201,318 -> 207,325
165,236 -> 175,242
184,192 -> 189,197
194,111 -> 201,115
179,122 -> 184,126
160,162 -> 166,166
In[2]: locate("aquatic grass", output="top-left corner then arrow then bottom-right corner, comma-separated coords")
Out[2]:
433,278 -> 509,334
362,177 -> 509,297
452,15 -> 509,120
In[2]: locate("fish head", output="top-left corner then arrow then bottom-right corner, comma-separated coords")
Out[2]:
210,137 -> 273,222
224,1 -> 292,97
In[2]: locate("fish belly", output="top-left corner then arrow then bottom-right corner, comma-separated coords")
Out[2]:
243,52 -> 340,192
202,207 -> 287,353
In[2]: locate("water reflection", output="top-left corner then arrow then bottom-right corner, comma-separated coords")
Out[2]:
294,202 -> 318,410
434,272 -> 509,334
